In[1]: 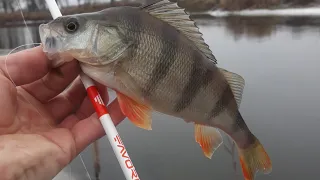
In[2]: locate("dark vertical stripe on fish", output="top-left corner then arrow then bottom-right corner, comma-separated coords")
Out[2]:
173,51 -> 213,112
231,111 -> 256,148
142,25 -> 178,97
208,84 -> 234,119
127,13 -> 143,58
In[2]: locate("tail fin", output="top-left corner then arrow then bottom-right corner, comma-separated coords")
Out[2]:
238,137 -> 272,180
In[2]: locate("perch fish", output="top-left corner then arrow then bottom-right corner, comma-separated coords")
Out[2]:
39,0 -> 272,179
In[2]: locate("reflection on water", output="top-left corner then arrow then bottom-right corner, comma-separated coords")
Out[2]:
192,15 -> 320,41
1,16 -> 320,49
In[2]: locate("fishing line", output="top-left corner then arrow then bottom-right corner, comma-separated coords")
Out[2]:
4,43 -> 50,129
79,154 -> 93,180
68,163 -> 72,180
4,0 -> 54,129
223,136 -> 240,177
4,1 -> 94,180
5,43 -> 41,87
17,0 -> 34,46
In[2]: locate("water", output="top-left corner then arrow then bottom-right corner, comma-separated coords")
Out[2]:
1,16 -> 320,180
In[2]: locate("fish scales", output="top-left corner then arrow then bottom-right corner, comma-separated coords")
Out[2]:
38,2 -> 244,134
112,8 -> 229,123
39,1 -> 272,179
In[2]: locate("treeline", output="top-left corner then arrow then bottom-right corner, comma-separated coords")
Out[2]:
0,0 -> 319,14
219,0 -> 319,10
0,0 -> 129,13
1,0 -> 56,13
176,0 -> 320,11
0,0 -> 141,26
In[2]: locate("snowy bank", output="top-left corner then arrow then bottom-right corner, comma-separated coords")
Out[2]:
194,7 -> 320,17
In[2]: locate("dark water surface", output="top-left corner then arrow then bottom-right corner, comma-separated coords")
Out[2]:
1,16 -> 320,180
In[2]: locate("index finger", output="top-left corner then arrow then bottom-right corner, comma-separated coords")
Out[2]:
0,45 -> 51,86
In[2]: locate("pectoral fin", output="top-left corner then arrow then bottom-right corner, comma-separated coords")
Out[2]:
116,91 -> 152,130
195,123 -> 223,159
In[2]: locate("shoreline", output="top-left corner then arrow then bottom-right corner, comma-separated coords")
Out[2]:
196,6 -> 320,17
1,4 -> 320,28
0,2 -> 140,26
1,3 -> 320,24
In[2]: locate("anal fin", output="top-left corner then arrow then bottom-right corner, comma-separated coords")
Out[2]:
116,91 -> 152,130
194,123 -> 223,159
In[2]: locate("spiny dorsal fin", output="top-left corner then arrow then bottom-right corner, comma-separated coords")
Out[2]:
219,68 -> 245,107
141,0 -> 217,64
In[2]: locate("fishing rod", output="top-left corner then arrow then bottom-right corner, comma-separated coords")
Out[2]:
44,1 -> 140,180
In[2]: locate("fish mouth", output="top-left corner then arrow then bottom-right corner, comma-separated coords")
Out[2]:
39,23 -> 74,68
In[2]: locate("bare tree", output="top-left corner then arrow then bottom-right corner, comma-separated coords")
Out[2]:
1,0 -> 15,13
65,0 -> 70,7
27,0 -> 40,11
36,0 -> 47,10
2,0 -> 8,13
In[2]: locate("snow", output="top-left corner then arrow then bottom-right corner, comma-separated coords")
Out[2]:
205,7 -> 320,17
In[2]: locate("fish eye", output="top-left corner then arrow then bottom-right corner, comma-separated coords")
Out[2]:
65,18 -> 79,33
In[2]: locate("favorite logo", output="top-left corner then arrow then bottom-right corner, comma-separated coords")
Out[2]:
114,134 -> 140,180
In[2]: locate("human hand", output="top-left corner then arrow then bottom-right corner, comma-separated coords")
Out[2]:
0,46 -> 126,180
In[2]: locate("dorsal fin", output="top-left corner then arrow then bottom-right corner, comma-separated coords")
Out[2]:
219,68 -> 245,107
141,0 -> 217,64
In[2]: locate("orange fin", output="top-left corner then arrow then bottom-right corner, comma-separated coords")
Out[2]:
116,91 -> 152,130
195,123 -> 223,159
238,137 -> 272,180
